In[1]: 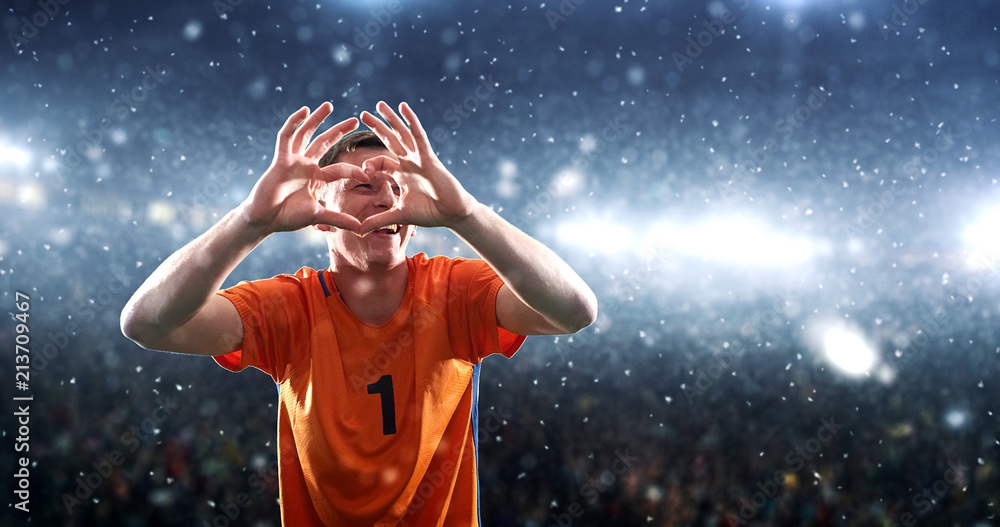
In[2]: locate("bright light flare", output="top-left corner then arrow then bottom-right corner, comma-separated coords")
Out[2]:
944,408 -> 970,430
17,182 -> 46,209
557,219 -> 633,253
0,142 -> 31,167
660,216 -> 815,266
822,326 -> 877,376
558,214 -> 816,266
551,168 -> 585,197
147,200 -> 176,225
964,208 -> 1000,266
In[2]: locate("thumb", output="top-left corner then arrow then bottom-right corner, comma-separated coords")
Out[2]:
313,210 -> 362,232
362,155 -> 400,176
318,162 -> 370,184
359,209 -> 406,234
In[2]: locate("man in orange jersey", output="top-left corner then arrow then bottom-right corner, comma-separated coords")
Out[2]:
121,101 -> 598,525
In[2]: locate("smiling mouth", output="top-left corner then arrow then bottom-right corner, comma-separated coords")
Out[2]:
374,224 -> 402,235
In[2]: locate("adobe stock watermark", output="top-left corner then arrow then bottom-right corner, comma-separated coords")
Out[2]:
174,162 -> 242,222
892,252 -> 996,368
740,286 -> 802,342
398,457 -> 459,521
200,439 -> 297,527
727,416 -> 844,526
673,0 -> 751,73
717,85 -> 830,204
519,112 -> 631,223
892,310 -> 949,368
6,0 -> 70,55
174,107 -> 292,220
399,420 -> 522,521
236,106 -> 293,160
337,1 -> 403,56
544,0 -> 587,30
476,406 -> 511,446
516,169 -> 578,225
878,0 -> 931,40
33,269 -> 134,373
552,245 -> 671,361
548,449 -> 639,526
681,341 -> 746,404
62,396 -> 181,514
949,255 -> 1000,301
212,0 -> 243,19
54,62 -> 171,177
894,252 -> 1000,364
349,315 -> 429,394
891,460 -> 968,526
845,126 -> 957,238
429,75 -> 500,145
680,285 -> 804,401
347,276 -> 474,393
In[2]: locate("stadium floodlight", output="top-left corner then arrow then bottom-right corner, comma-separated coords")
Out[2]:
16,181 -> 46,209
665,216 -> 815,267
822,326 -> 877,377
559,214 -> 816,266
0,141 -> 31,167
556,219 -> 634,254
964,207 -> 1000,265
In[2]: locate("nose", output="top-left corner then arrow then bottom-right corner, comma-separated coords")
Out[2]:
371,174 -> 399,209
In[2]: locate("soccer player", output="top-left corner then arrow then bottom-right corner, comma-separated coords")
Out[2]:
120,101 -> 598,525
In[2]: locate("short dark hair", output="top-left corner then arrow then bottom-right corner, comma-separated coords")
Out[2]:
318,131 -> 387,167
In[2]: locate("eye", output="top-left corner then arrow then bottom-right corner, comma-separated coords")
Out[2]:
354,183 -> 372,190
391,185 -> 401,195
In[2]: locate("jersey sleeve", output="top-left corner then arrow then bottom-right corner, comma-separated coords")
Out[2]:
456,259 -> 526,363
212,274 -> 312,383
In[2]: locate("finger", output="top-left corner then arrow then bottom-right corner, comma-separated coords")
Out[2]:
291,102 -> 333,153
317,162 -> 370,184
313,209 -> 362,232
359,209 -> 407,234
361,155 -> 400,176
360,110 -> 407,156
291,102 -> 332,153
276,107 -> 310,155
377,101 -> 416,152
398,102 -> 433,154
304,117 -> 359,159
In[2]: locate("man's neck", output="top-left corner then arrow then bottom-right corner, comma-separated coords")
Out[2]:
327,257 -> 409,326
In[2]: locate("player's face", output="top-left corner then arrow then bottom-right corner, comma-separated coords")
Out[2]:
323,148 -> 415,269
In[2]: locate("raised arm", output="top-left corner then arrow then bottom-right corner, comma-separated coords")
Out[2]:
121,103 -> 369,354
358,102 -> 597,335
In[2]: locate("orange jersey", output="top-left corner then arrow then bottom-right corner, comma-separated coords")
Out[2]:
213,253 -> 525,526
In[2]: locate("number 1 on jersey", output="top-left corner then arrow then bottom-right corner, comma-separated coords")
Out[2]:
367,374 -> 397,435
